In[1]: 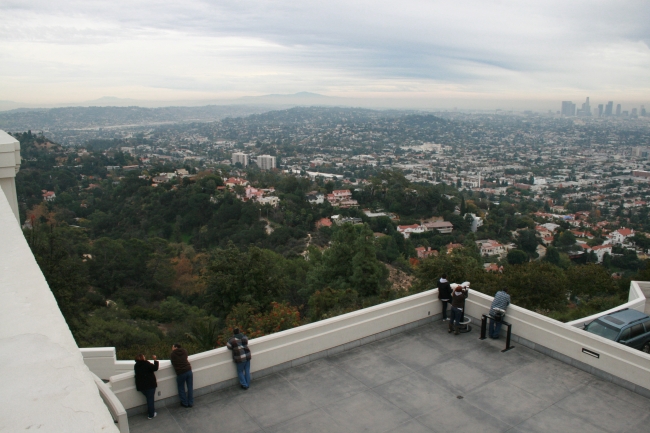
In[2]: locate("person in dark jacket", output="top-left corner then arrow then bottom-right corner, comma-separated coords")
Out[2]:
448,284 -> 469,335
227,328 -> 252,389
134,354 -> 159,419
170,343 -> 193,407
437,274 -> 452,321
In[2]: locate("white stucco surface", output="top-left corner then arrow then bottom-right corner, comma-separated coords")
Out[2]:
0,186 -> 119,432
0,130 -> 20,222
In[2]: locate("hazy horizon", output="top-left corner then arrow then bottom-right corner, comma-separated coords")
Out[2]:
1,1 -> 649,111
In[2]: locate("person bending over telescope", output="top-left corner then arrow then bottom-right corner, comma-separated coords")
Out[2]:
489,288 -> 510,339
448,283 -> 469,335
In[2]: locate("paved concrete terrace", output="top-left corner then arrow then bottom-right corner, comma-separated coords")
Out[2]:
130,321 -> 650,433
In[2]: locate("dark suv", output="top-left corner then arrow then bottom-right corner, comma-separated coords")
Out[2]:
584,309 -> 650,353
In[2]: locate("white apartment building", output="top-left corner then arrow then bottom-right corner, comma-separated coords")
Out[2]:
257,155 -> 276,170
232,152 -> 250,167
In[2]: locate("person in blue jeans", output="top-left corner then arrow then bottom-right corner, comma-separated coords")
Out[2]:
489,288 -> 511,339
134,354 -> 159,419
227,328 -> 252,389
170,343 -> 193,407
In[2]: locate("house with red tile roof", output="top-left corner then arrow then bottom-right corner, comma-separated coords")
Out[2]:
415,246 -> 438,259
397,224 -> 426,239
315,217 -> 332,229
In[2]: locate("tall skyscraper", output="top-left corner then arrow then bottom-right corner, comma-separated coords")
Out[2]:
257,155 -> 276,170
616,104 -> 622,116
598,104 -> 604,117
561,101 -> 576,116
579,97 -> 591,116
232,152 -> 249,167
641,106 -> 647,117
605,101 -> 613,116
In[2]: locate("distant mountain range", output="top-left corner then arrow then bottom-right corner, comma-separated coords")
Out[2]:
0,105 -> 274,132
0,92 -> 348,112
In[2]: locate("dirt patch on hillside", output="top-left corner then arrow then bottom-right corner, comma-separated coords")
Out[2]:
386,264 -> 414,291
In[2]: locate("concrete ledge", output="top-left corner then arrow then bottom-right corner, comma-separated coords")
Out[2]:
126,314 -> 438,416
509,333 -> 650,400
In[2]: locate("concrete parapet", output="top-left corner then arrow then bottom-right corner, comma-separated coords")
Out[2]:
0,130 -> 20,223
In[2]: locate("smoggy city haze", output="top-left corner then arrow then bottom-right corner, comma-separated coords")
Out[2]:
0,0 -> 649,110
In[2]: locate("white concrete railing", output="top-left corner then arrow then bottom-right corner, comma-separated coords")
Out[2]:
82,348 -> 140,381
91,373 -> 129,433
91,281 -> 650,412
463,287 -> 650,393
0,130 -> 21,222
109,290 -> 438,410
0,171 -> 119,432
566,280 -> 647,328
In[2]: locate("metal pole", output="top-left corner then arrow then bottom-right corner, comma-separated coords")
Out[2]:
480,315 -> 487,340
502,322 -> 515,352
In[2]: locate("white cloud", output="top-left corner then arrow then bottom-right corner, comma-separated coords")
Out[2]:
0,0 -> 648,107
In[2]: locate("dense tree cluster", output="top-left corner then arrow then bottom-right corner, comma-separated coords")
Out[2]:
14,131 -> 650,359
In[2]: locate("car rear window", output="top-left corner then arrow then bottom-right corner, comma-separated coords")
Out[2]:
585,320 -> 619,341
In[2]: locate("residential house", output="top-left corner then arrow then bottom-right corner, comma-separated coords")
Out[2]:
397,224 -> 426,239
257,196 -> 279,207
484,263 -> 504,272
307,193 -> 325,204
225,177 -> 248,187
315,217 -> 332,229
423,221 -> 454,234
465,213 -> 483,232
589,245 -> 612,263
332,190 -> 352,199
339,199 -> 359,208
476,239 -> 506,257
415,246 -> 438,259
606,228 -> 635,245
42,191 -> 56,202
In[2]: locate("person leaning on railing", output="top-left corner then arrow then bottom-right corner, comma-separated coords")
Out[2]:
489,288 -> 511,339
437,274 -> 452,321
134,354 -> 159,420
227,327 -> 252,390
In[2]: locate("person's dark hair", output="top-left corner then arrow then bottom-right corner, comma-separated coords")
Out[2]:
135,354 -> 145,361
172,343 -> 181,349
233,328 -> 240,335
502,287 -> 509,293
441,273 -> 447,279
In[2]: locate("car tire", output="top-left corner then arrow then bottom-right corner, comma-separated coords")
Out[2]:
643,343 -> 650,354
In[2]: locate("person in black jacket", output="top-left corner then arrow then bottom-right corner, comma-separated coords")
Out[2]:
134,354 -> 159,419
437,274 -> 452,321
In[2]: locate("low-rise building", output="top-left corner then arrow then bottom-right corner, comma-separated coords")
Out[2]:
606,228 -> 635,245
465,213 -> 483,232
307,193 -> 325,204
415,246 -> 438,259
397,224 -> 426,238
589,245 -> 613,263
315,217 -> 332,228
476,239 -> 506,256
422,221 -> 454,234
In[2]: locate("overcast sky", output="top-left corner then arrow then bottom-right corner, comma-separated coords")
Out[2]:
1,0 -> 649,109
